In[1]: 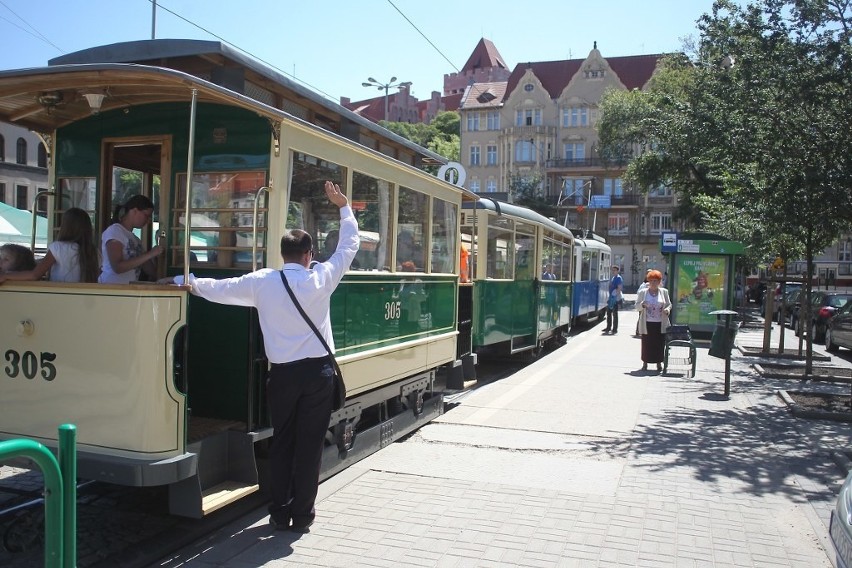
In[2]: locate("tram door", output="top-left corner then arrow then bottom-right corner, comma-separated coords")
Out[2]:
100,137 -> 171,280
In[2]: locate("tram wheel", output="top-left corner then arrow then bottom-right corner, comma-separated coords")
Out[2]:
3,509 -> 44,553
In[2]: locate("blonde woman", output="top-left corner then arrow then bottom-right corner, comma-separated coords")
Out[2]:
636,269 -> 672,373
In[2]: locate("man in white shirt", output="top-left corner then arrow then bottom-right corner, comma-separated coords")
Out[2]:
175,181 -> 358,532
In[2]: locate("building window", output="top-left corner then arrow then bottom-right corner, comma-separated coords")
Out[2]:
564,178 -> 588,205
608,212 -> 629,236
486,145 -> 497,165
524,84 -> 534,92
486,180 -> 497,192
603,178 -> 624,197
649,184 -> 672,197
469,179 -> 480,192
514,140 -> 535,162
515,109 -> 542,127
466,112 -> 480,132
0,182 -> 5,203
841,239 -> 852,262
650,212 -> 672,234
562,107 -> 589,127
563,143 -> 585,162
0,135 -> 4,161
469,145 -> 481,166
16,138 -> 27,165
37,144 -> 47,168
16,185 -> 28,209
486,111 -> 500,130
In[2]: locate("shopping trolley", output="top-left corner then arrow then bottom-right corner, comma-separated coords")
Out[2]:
663,324 -> 697,377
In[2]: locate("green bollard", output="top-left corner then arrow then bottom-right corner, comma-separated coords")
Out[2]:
59,424 -> 77,568
0,438 -> 63,567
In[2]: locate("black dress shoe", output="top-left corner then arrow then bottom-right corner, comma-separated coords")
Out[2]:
269,516 -> 289,531
290,519 -> 314,533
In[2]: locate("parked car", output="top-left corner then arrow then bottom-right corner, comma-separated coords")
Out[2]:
797,291 -> 852,342
776,289 -> 805,328
825,301 -> 852,352
831,465 -> 852,568
771,282 -> 803,318
747,281 -> 767,304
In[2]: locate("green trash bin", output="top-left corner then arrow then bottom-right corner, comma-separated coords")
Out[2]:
709,317 -> 738,359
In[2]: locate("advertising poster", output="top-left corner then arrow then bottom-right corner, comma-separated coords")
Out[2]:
673,255 -> 728,328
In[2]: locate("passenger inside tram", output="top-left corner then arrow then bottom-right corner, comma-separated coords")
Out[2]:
99,194 -> 165,284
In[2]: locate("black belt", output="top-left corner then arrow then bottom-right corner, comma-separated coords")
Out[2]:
270,355 -> 329,369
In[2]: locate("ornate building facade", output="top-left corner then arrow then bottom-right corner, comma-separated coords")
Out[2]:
459,43 -> 680,288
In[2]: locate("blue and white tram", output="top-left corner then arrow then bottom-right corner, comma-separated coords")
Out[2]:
571,231 -> 612,325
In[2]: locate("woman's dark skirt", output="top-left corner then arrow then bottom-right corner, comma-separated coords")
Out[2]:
641,321 -> 665,363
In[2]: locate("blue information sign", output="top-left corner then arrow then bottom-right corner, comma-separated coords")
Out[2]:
589,195 -> 611,209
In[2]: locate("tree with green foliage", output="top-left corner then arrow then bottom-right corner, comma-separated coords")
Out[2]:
598,0 -> 852,373
380,111 -> 461,166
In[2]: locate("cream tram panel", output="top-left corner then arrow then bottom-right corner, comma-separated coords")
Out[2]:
339,332 -> 456,396
0,283 -> 187,459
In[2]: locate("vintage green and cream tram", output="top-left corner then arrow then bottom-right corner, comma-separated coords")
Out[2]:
0,48 -> 472,517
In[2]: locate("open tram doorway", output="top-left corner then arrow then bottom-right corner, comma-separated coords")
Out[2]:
100,136 -> 171,280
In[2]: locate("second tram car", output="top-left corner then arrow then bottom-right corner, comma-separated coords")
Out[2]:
0,60 -> 472,517
459,199 -> 575,358
571,231 -> 612,325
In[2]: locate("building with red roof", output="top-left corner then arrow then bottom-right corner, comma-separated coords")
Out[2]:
459,43 -> 677,286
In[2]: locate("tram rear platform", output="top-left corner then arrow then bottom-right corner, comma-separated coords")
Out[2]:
150,300 -> 845,567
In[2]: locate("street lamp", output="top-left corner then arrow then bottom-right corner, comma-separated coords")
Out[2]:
362,76 -> 411,122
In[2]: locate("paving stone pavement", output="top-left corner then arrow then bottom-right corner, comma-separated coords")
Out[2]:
119,305 -> 852,565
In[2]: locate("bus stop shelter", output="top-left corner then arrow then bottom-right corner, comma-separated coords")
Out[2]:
662,232 -> 744,338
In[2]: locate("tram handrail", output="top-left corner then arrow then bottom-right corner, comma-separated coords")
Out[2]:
182,89 -> 198,284
0,424 -> 76,568
251,186 -> 270,272
30,190 -> 55,251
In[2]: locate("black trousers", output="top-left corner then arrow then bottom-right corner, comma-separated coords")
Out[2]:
266,356 -> 334,526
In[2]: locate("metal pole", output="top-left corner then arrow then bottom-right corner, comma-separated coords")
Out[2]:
30,190 -> 55,251
59,424 -> 76,568
723,313 -> 732,397
151,0 -> 157,39
183,89 -> 198,284
383,85 -> 389,121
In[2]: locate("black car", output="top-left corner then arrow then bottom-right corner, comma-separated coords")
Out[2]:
826,301 -> 852,352
799,292 -> 852,342
776,289 -> 806,328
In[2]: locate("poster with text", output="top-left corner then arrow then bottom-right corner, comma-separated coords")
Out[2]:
673,255 -> 727,328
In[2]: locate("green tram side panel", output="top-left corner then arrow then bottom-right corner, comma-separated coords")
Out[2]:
55,103 -> 271,179
333,274 -> 458,355
537,281 -> 572,334
472,280 -> 537,349
182,273 -> 457,421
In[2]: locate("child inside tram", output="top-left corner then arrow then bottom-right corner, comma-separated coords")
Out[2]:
0,207 -> 99,283
0,243 -> 36,275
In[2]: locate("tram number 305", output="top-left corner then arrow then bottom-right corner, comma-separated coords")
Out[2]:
4,350 -> 57,381
384,301 -> 401,320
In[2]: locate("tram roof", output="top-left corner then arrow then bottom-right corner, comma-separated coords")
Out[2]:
464,198 -> 574,241
0,58 -> 447,166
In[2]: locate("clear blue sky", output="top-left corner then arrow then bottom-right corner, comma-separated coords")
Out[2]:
0,1 -> 714,104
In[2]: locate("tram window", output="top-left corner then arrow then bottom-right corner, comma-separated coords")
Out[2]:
56,178 -> 97,232
431,198 -> 457,274
174,171 -> 267,267
351,172 -> 392,271
289,152 -> 346,263
397,186 -> 427,271
543,237 -> 563,280
487,218 -> 514,279
581,250 -> 592,281
559,242 -> 572,280
589,251 -> 600,281
514,222 -> 536,280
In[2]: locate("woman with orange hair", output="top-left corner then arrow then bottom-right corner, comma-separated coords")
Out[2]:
636,269 -> 672,373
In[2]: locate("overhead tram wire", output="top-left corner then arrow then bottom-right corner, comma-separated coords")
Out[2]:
147,0 -> 340,102
0,0 -> 64,53
385,0 -> 459,73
